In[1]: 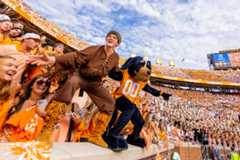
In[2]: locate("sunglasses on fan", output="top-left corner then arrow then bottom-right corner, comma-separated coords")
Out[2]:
35,78 -> 51,86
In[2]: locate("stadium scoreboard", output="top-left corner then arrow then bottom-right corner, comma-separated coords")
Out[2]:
207,48 -> 240,70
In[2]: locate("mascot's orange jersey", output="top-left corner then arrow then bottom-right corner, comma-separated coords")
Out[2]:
114,70 -> 147,105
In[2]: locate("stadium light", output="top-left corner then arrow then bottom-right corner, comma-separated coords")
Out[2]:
169,59 -> 175,67
143,56 -> 149,61
130,53 -> 136,57
143,52 -> 149,61
156,58 -> 163,65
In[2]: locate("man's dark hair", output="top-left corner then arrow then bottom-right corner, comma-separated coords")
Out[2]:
106,30 -> 122,44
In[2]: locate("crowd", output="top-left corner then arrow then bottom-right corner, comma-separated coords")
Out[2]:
0,12 -> 239,160
155,65 -> 240,83
102,77 -> 240,159
159,87 -> 239,159
158,87 -> 240,108
0,13 -> 69,142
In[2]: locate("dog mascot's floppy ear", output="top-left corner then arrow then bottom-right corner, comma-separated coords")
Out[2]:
121,57 -> 135,70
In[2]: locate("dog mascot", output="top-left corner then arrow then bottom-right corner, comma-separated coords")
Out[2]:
103,56 -> 172,152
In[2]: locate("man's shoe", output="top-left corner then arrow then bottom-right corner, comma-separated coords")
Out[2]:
87,111 -> 111,148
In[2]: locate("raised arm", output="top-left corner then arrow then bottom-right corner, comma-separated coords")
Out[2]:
0,45 -> 22,57
143,84 -> 172,100
9,62 -> 27,99
143,84 -> 161,96
55,50 -> 89,70
29,46 -> 95,70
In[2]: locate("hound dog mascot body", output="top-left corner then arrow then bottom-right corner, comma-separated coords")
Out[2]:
103,56 -> 172,152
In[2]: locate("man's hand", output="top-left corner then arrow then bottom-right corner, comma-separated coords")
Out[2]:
0,57 -> 17,81
161,92 -> 172,101
71,112 -> 81,124
0,45 -> 22,57
27,55 -> 56,67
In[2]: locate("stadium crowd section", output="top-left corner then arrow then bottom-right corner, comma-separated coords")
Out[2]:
153,66 -> 240,83
104,77 -> 240,159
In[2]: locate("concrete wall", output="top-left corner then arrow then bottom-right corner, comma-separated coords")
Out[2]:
173,144 -> 202,160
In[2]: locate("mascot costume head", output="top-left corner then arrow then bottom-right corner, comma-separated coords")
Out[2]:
121,56 -> 152,82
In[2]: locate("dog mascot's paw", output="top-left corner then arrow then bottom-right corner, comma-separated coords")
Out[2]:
102,132 -> 128,152
161,92 -> 172,101
127,135 -> 146,148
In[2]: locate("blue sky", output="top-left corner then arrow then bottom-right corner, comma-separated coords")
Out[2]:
24,0 -> 240,69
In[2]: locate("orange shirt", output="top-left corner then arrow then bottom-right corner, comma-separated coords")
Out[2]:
4,105 -> 44,142
16,44 -> 37,55
114,70 -> 147,105
0,34 -> 22,51
0,33 -> 9,44
0,99 -> 13,130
